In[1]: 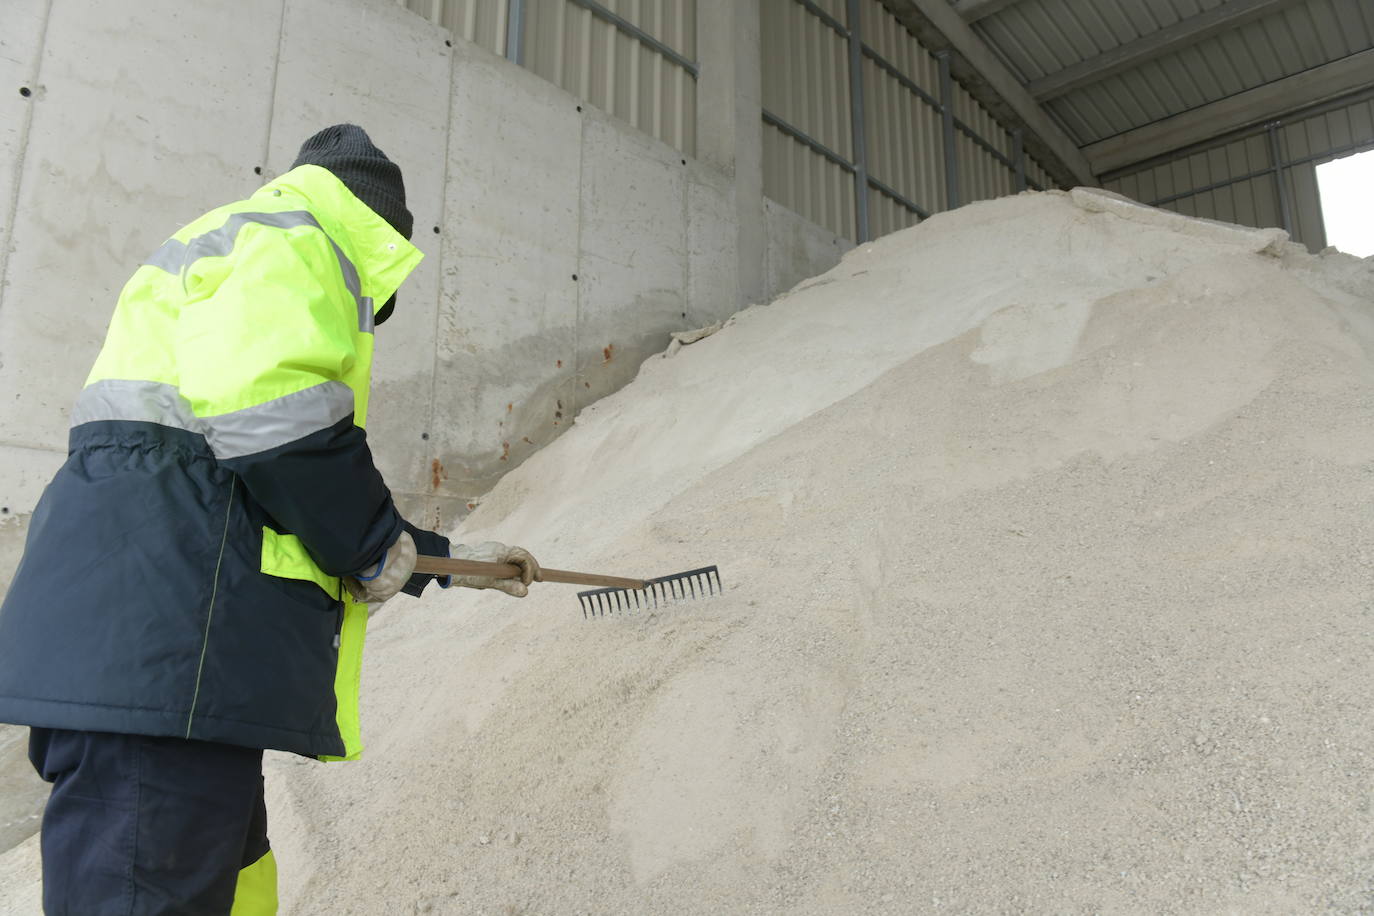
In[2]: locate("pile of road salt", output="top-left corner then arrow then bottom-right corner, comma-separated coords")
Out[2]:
3,188 -> 1371,913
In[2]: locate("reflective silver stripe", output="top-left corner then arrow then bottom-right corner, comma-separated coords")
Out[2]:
72,378 -> 356,461
143,238 -> 188,274
71,379 -> 200,433
141,211 -> 373,333
200,381 -> 356,460
358,296 -> 375,334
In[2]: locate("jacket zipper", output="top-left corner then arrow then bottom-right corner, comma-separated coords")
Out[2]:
333,582 -> 345,649
185,476 -> 237,737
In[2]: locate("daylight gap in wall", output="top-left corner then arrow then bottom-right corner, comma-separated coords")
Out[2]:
1315,148 -> 1374,258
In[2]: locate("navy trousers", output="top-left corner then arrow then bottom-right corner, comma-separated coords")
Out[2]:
28,728 -> 272,915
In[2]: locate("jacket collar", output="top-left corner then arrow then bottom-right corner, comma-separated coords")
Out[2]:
254,165 -> 423,317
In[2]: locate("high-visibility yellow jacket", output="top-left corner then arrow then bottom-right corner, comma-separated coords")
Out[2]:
0,165 -> 437,760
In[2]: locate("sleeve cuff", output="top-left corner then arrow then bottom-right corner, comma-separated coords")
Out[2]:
400,521 -> 452,597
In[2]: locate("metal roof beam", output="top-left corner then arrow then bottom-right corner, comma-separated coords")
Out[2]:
1084,49 -> 1374,175
951,0 -> 1024,22
1029,0 -> 1304,102
879,0 -> 1094,187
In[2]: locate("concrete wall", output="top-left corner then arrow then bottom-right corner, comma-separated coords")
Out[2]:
765,198 -> 852,299
0,0 -> 846,591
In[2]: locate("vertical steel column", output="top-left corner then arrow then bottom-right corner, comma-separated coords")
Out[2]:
846,0 -> 871,243
937,51 -> 959,210
506,0 -> 526,66
1012,129 -> 1026,192
1267,121 -> 1293,234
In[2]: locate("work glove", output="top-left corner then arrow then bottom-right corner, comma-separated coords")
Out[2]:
450,541 -> 540,598
345,530 -> 417,608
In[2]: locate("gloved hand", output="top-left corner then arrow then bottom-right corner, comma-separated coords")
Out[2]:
344,530 -> 417,607
450,541 -> 540,598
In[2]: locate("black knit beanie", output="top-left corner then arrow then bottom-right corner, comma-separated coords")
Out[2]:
292,124 -> 413,240
292,125 -> 412,324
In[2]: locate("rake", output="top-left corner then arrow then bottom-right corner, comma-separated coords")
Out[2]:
412,556 -> 722,619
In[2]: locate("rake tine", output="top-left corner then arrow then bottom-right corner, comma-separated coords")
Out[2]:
575,567 -> 721,619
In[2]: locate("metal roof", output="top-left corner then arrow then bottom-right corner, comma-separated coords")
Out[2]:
939,0 -> 1374,175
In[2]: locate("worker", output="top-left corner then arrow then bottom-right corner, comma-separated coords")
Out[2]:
0,124 -> 538,914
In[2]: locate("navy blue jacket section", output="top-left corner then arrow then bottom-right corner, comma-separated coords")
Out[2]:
0,414 -> 447,757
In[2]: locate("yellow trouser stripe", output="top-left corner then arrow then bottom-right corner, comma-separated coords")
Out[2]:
230,849 -> 278,915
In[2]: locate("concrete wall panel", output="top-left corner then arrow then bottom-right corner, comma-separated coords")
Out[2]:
687,162 -> 744,326
268,0 -> 454,499
764,197 -> 849,300
434,42 -> 583,503
0,0 -> 48,292
576,113 -> 687,407
0,0 -> 280,480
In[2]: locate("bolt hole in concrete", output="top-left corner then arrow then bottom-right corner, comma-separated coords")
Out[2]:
571,274 -> 578,281
432,226 -> 440,234
254,166 -> 262,175
420,433 -> 429,441
18,87 -> 31,98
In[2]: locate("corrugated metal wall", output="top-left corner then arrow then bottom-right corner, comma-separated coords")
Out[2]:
1104,93 -> 1374,251
399,0 -> 1055,244
1026,157 -> 1052,194
524,1 -> 697,156
760,0 -> 855,239
400,0 -> 698,156
400,0 -> 507,54
861,0 -> 943,239
952,83 -> 1015,207
761,0 -> 1054,243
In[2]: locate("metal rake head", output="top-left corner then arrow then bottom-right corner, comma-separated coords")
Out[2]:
578,565 -> 722,619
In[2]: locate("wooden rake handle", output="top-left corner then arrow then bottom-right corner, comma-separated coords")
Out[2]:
412,554 -> 646,590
